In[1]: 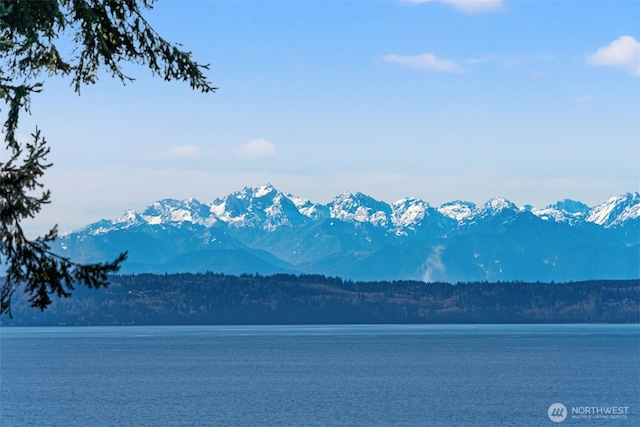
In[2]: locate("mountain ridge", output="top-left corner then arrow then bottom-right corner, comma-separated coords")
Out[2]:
71,184 -> 640,234
55,184 -> 640,283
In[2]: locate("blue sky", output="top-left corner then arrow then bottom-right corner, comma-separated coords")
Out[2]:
11,0 -> 640,235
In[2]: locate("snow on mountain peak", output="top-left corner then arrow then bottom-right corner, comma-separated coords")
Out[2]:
483,197 -> 517,212
255,183 -> 276,198
329,192 -> 391,226
209,187 -> 268,228
87,209 -> 143,235
139,198 -> 214,226
262,191 -> 304,230
437,197 -> 516,224
531,199 -> 590,223
208,184 -> 311,230
437,201 -> 477,222
287,193 -> 326,219
117,209 -> 140,224
73,185 -> 640,238
391,198 -> 429,229
586,192 -> 640,227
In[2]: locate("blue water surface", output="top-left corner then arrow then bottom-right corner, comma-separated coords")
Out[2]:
1,324 -> 639,426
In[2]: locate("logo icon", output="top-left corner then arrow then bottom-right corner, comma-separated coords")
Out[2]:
548,403 -> 568,423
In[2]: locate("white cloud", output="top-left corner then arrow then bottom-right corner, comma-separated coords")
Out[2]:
166,144 -> 199,158
404,0 -> 504,14
237,138 -> 277,158
587,36 -> 640,76
384,53 -> 464,73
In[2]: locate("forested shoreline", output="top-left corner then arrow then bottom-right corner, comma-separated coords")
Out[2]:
2,273 -> 638,326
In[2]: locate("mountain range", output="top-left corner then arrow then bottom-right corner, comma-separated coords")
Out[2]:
54,184 -> 640,282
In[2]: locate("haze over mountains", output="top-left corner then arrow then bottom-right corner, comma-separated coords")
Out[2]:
55,184 -> 640,282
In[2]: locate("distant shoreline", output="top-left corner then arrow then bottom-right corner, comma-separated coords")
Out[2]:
2,274 -> 639,326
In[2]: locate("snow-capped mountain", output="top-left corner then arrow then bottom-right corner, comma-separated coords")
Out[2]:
209,184 -> 315,231
586,193 -> 640,227
531,199 -> 590,225
437,200 -> 476,222
55,186 -> 640,282
141,198 -> 214,227
328,192 -> 392,227
458,197 -> 520,225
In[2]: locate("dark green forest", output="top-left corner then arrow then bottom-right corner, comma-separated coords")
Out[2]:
2,273 -> 638,325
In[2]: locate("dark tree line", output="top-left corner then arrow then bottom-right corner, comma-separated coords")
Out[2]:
2,273 -> 638,325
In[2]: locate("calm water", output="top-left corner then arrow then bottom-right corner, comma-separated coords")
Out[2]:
1,324 -> 639,426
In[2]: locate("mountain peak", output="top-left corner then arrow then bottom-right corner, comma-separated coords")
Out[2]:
548,199 -> 591,214
140,198 -> 213,226
209,184 -> 313,230
253,183 -> 277,198
483,197 -> 517,212
329,192 -> 390,226
437,200 -> 476,222
528,198 -> 590,224
587,192 -> 640,227
391,198 -> 429,230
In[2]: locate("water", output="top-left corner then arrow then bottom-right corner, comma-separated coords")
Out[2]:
1,324 -> 639,426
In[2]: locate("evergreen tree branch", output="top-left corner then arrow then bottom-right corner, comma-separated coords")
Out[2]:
0,0 -> 214,316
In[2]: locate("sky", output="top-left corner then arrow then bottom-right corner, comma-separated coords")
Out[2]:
7,0 -> 640,236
